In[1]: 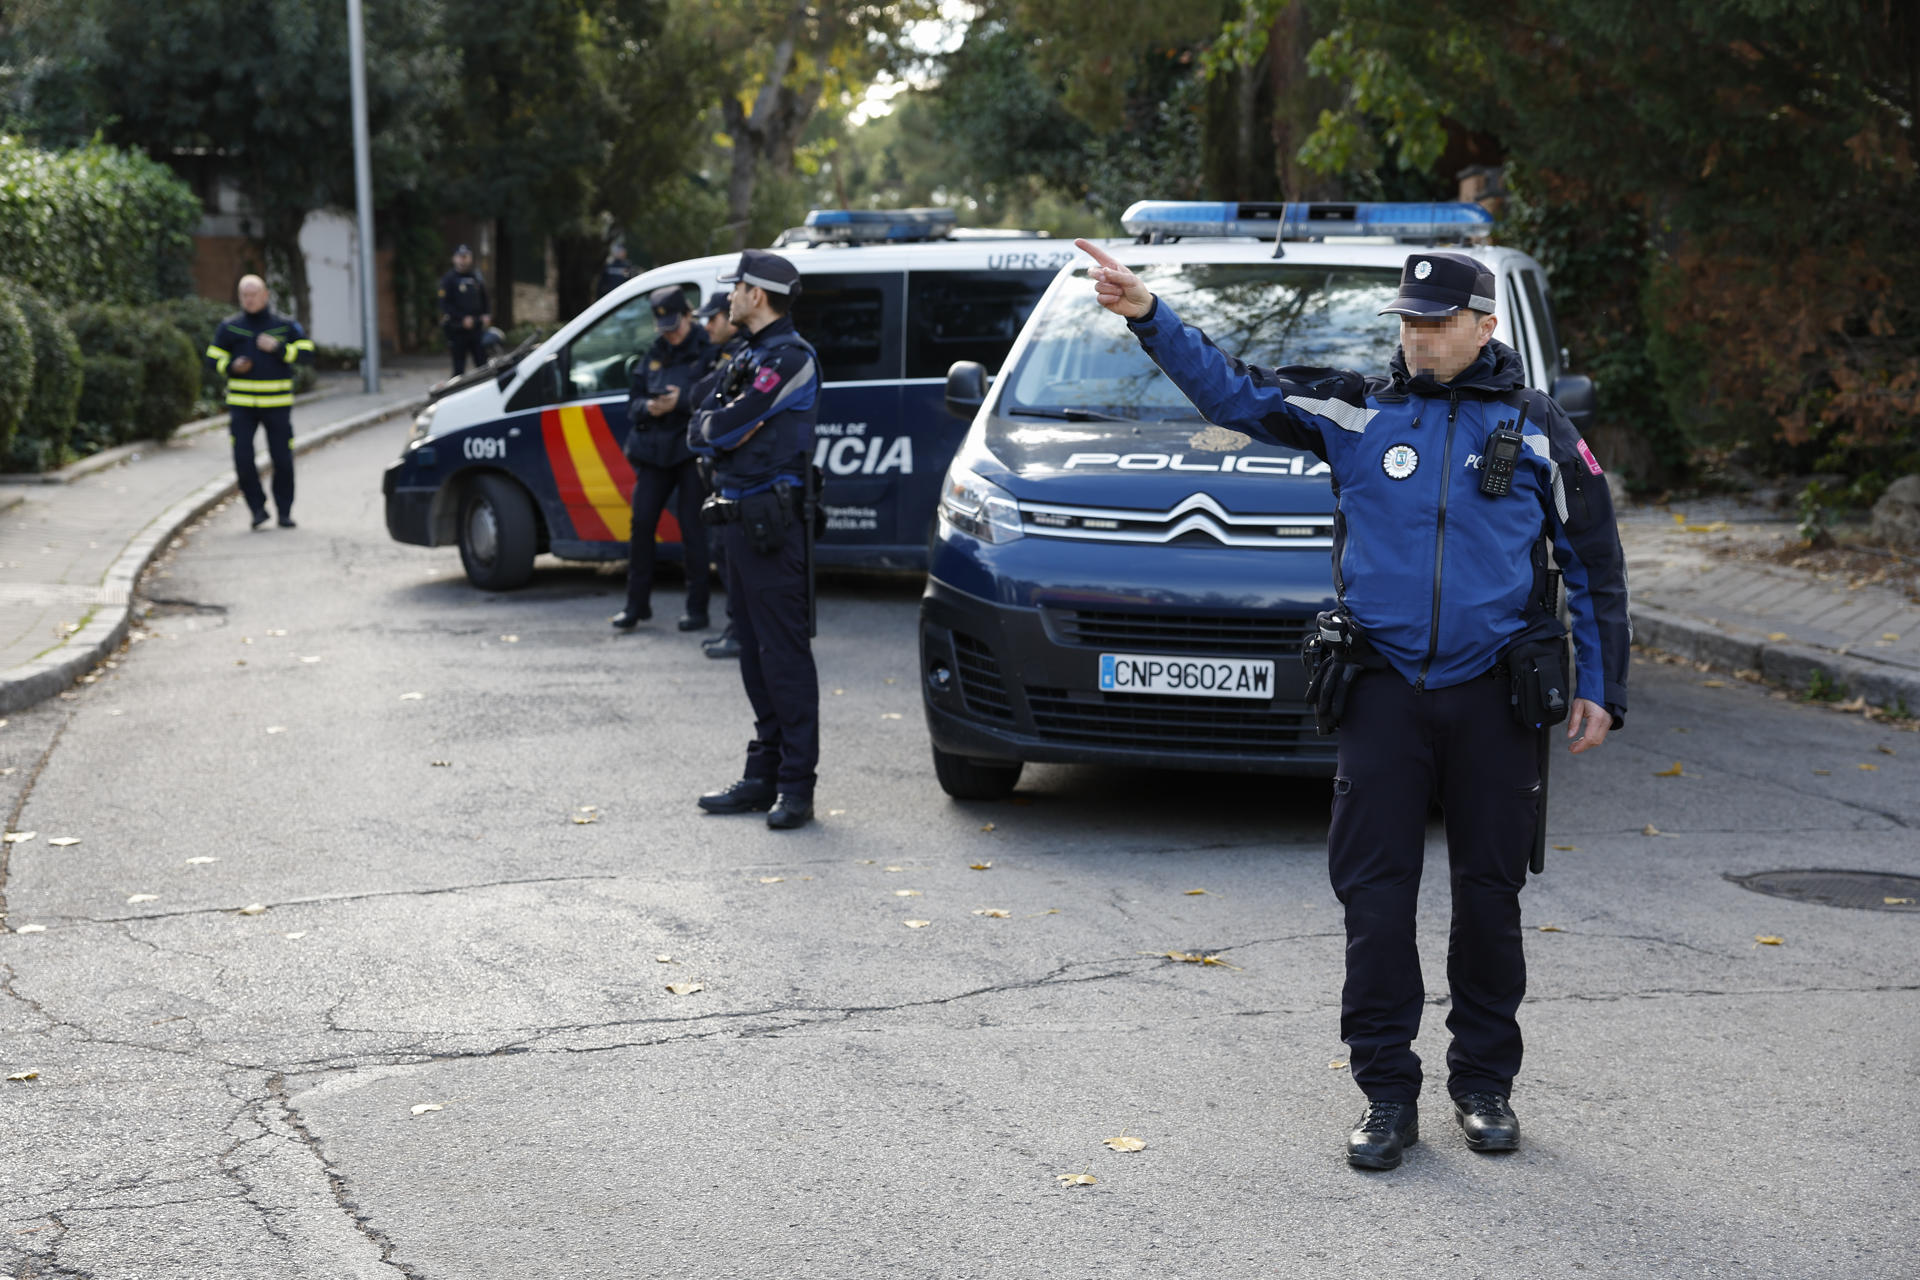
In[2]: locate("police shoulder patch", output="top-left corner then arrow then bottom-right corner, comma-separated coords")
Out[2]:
1381,443 -> 1419,480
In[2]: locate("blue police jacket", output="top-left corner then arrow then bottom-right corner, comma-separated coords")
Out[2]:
205,309 -> 314,408
691,316 -> 819,499
1128,296 -> 1630,721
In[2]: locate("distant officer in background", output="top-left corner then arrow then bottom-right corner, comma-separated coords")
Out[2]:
438,245 -> 491,376
205,274 -> 315,530
613,286 -> 713,632
690,290 -> 746,660
595,242 -> 636,300
691,250 -> 820,830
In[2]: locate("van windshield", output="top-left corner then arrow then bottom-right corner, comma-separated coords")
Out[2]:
1005,264 -> 1401,421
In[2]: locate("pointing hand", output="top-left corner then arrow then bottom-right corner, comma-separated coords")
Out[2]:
1074,239 -> 1154,320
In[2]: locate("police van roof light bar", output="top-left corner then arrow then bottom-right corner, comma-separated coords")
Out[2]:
1118,201 -> 1494,245
803,208 -> 959,245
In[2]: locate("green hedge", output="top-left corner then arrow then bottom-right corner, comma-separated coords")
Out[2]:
0,291 -> 32,462
4,280 -> 84,470
63,303 -> 200,443
0,137 -> 201,308
74,353 -> 142,448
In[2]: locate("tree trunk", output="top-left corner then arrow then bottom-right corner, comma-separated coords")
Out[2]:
1267,2 -> 1339,201
493,217 -> 515,330
553,230 -> 602,322
718,6 -> 826,250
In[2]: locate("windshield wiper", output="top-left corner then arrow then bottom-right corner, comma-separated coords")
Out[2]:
1007,406 -> 1127,422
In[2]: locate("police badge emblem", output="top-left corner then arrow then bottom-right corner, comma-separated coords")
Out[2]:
1381,444 -> 1419,480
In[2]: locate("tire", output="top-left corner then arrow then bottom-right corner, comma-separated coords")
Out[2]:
458,473 -> 537,590
931,744 -> 1023,801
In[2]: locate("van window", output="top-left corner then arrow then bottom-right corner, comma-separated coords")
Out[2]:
504,355 -> 564,413
1520,270 -> 1560,384
791,272 -> 902,383
905,270 -> 1056,379
563,283 -> 698,401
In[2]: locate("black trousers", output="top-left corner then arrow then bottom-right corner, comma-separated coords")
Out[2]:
722,520 -> 818,791
1329,667 -> 1540,1103
625,459 -> 710,616
230,405 -> 294,520
448,326 -> 486,375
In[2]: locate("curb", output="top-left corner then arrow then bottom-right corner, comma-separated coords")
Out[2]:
1634,604 -> 1920,713
0,394 -> 427,714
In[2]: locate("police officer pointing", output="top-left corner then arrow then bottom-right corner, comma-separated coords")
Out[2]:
1077,237 -> 1630,1170
690,251 -> 821,830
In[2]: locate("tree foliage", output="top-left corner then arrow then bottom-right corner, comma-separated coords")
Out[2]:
0,136 -> 199,306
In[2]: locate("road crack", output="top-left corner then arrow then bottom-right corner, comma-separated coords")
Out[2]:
266,1072 -> 426,1278
2,711 -> 73,928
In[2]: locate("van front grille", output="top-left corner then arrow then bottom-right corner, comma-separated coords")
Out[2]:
1047,609 -> 1313,657
1024,686 -> 1317,752
952,632 -> 1014,722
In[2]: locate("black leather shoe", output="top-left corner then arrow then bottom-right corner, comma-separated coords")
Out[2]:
611,607 -> 651,630
697,778 -> 776,814
702,628 -> 741,659
249,511 -> 270,530
1347,1100 -> 1418,1170
767,793 -> 813,829
277,516 -> 296,528
677,613 -> 710,632
1453,1092 -> 1520,1152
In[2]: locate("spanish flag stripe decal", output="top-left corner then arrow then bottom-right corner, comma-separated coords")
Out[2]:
540,410 -> 613,542
558,404 -> 631,542
584,409 -> 638,501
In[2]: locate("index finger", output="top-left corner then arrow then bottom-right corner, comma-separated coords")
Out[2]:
1074,238 -> 1124,271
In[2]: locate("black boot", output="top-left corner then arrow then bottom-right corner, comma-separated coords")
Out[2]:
767,793 -> 813,830
702,625 -> 741,659
697,778 -> 776,814
611,605 -> 651,630
1453,1092 -> 1520,1152
677,612 -> 711,632
1347,1100 -> 1418,1170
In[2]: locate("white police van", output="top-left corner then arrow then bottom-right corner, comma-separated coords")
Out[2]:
384,209 -> 1085,587
919,201 -> 1594,798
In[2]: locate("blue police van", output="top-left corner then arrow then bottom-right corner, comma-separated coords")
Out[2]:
384,210 -> 1082,588
918,201 -> 1595,798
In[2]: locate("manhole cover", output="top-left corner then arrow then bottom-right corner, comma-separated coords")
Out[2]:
1726,870 -> 1920,913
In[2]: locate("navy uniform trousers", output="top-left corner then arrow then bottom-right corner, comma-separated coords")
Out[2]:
447,326 -> 486,375
625,458 -> 711,618
230,406 -> 294,521
721,519 -> 818,792
1330,665 -> 1540,1103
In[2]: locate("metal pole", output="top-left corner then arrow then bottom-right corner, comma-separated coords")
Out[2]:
347,0 -> 380,393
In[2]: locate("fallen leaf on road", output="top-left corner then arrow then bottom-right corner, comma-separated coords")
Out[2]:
1754,935 -> 1784,946
14,924 -> 46,933
1036,908 -> 1061,916
1885,897 -> 1915,905
1553,844 -> 1576,851
283,932 -> 307,940
1765,632 -> 1789,642
571,809 -> 599,824
1642,824 -> 1661,836
884,677 -> 897,685
1701,680 -> 1726,688
1141,950 -> 1241,968
1685,521 -> 1729,533
501,634 -> 519,643
1102,1134 -> 1146,1152
880,713 -> 902,720
1813,769 -> 1832,775
973,909 -> 1011,918
300,656 -> 321,664
1858,763 -> 1878,771
759,876 -> 785,884
1537,925 -> 1565,933
7,1071 -> 39,1081
47,838 -> 79,848
1671,512 -> 1686,525
126,894 -> 158,904
969,861 -> 992,871
833,688 -> 845,695
0,769 -> 14,777
827,809 -> 846,816
1184,888 -> 1207,896
1056,1172 -> 1097,1186
903,919 -> 931,929
884,866 -> 903,873
411,1103 -> 443,1115
265,726 -> 286,735
186,856 -> 218,865
3,832 -> 35,844
431,760 -> 451,767
655,954 -> 673,963
980,823 -> 996,833
1877,745 -> 1895,755
665,982 -> 704,995
400,692 -> 424,701
1329,1059 -> 1348,1069
237,904 -> 267,916
894,889 -> 922,897
1654,762 -> 1684,777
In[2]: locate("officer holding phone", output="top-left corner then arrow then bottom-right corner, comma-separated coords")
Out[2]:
1078,238 -> 1630,1171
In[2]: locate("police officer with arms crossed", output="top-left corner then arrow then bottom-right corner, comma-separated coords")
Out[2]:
612,286 -> 714,631
690,250 -> 821,830
438,245 -> 491,376
205,274 -> 315,529
1077,238 -> 1630,1170
689,290 -> 747,660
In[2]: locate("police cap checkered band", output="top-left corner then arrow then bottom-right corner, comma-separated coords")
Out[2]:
1378,251 -> 1496,317
717,249 -> 801,295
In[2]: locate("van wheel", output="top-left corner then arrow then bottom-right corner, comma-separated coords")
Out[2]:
931,744 -> 1023,801
458,474 -> 537,590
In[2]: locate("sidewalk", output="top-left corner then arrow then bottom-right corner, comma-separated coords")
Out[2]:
1620,497 -> 1920,713
0,362 -> 440,712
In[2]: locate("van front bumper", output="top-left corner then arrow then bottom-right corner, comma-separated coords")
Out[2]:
383,459 -> 438,546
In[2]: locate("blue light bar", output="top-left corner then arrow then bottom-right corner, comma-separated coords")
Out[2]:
803,208 -> 958,244
1119,201 -> 1494,243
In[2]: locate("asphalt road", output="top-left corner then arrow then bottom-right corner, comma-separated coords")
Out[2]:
2,420 -> 1916,1279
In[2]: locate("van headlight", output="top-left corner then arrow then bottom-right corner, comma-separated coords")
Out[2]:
407,403 -> 440,446
937,465 -> 1023,543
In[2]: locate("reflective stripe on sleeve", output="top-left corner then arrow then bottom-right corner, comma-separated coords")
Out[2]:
205,345 -> 231,376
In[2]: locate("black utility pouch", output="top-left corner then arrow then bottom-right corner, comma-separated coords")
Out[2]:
1505,635 -> 1571,729
739,490 -> 788,554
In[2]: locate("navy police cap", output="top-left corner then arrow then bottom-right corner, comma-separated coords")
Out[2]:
1378,251 -> 1495,318
718,248 -> 800,296
695,290 -> 730,320
649,285 -> 691,320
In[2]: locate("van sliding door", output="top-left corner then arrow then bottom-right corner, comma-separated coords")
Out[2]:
790,272 -> 904,559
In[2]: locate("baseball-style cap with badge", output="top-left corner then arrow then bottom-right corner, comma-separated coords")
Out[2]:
717,249 -> 802,297
1378,250 -> 1496,318
695,291 -> 731,320
650,285 -> 691,326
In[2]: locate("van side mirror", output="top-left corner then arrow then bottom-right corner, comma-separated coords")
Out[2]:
944,360 -> 988,419
1551,373 -> 1595,434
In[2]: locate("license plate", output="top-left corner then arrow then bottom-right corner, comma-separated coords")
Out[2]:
1098,653 -> 1275,700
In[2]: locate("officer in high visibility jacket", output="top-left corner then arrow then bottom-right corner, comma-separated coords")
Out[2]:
205,274 -> 315,529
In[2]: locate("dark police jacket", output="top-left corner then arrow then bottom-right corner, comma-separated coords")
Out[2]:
690,316 -> 819,500
1129,297 -> 1629,723
624,327 -> 712,469
204,309 -> 314,408
438,269 -> 489,334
